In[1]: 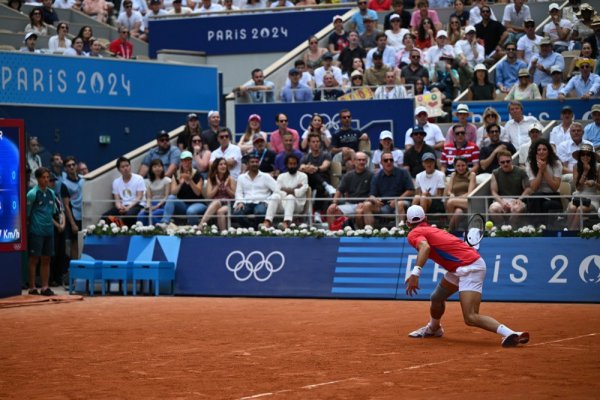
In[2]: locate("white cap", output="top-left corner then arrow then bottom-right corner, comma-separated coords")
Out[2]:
550,65 -> 562,74
436,30 -> 448,39
549,3 -> 560,11
379,130 -> 393,140
407,205 -> 426,224
465,25 -> 476,34
414,106 -> 428,116
208,110 -> 219,118
456,104 -> 470,114
332,15 -> 343,22
529,122 -> 543,132
474,63 -> 487,72
390,13 -> 400,20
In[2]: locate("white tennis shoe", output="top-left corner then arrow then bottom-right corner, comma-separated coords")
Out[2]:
501,331 -> 530,347
408,324 -> 444,338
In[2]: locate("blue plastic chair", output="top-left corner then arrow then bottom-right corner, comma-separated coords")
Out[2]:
69,260 -> 103,296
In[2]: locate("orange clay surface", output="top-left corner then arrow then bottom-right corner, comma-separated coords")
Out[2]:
0,296 -> 598,400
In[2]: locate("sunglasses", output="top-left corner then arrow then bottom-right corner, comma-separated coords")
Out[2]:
192,139 -> 202,143
454,131 -> 466,135
580,152 -> 593,157
411,55 -> 421,59
278,119 -> 288,123
481,9 -> 490,13
218,135 -> 229,139
65,163 -> 76,167
488,130 -> 500,134
580,65 -> 591,69
499,160 -> 511,165
506,48 -> 516,51
352,76 -> 363,80
341,115 -> 352,119
382,158 -> 394,163
309,41 -> 317,44
413,132 -> 426,136
158,138 -> 169,142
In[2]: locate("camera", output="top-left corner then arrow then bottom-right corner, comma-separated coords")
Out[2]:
572,197 -> 591,207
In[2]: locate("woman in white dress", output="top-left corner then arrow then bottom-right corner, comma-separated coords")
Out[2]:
48,22 -> 72,54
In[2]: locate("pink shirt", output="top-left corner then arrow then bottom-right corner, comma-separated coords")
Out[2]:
407,223 -> 480,272
446,123 -> 478,144
269,128 -> 300,154
410,9 -> 441,29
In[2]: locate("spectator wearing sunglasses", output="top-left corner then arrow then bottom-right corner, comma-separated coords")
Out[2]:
139,130 -> 181,179
478,123 -> 517,182
440,124 -> 480,176
488,150 -> 530,227
558,58 -> 600,100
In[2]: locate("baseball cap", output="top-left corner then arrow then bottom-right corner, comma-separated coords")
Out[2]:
248,113 -> 261,122
322,52 -> 334,60
518,68 -> 529,77
372,51 -> 383,59
548,3 -> 559,11
540,37 -> 552,46
407,205 -> 426,224
207,110 -> 219,118
363,14 -> 376,21
247,151 -> 261,160
456,104 -> 470,114
379,130 -> 393,140
252,133 -> 265,143
410,125 -> 427,136
524,17 -> 535,25
180,150 -> 193,159
436,30 -> 448,39
591,104 -> 600,114
414,106 -> 428,116
561,105 -> 573,113
474,63 -> 486,72
288,67 -> 300,75
187,113 -> 198,120
24,32 -> 37,42
332,15 -> 343,22
421,152 -> 436,162
550,65 -> 562,74
465,25 -> 476,34
156,130 -> 169,139
529,122 -> 543,132
150,0 -> 161,4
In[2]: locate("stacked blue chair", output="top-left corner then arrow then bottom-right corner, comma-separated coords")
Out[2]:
101,261 -> 132,296
131,261 -> 176,296
69,260 -> 103,296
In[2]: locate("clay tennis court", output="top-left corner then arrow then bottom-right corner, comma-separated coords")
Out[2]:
0,296 -> 598,399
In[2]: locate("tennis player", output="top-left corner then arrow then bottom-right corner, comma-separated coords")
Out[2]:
404,205 -> 529,347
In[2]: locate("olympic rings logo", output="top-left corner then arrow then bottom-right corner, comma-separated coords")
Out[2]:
225,251 -> 285,282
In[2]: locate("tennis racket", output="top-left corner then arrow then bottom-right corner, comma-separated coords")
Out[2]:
465,213 -> 485,248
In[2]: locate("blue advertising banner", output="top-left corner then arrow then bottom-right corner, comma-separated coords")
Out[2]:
453,99 -> 597,124
0,52 -> 219,112
148,8 -> 351,57
80,235 -> 600,303
235,99 -> 415,148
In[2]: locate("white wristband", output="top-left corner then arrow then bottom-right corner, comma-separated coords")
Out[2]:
411,266 -> 422,277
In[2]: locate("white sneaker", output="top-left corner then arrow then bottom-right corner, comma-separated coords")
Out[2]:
314,211 -> 322,224
323,183 -> 337,197
501,331 -> 530,347
408,324 -> 444,338
155,222 -> 168,230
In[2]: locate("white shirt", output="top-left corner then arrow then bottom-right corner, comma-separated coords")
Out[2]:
210,144 -> 242,179
517,34 -> 542,65
54,0 -> 76,8
424,44 -> 455,68
166,6 -> 193,15
543,19 -> 572,48
372,148 -> 404,170
469,6 -> 497,26
415,169 -> 446,195
557,139 -> 593,171
549,123 -> 571,148
118,11 -> 145,32
112,173 -> 146,207
404,123 -> 445,148
373,85 -> 408,99
276,171 -> 309,207
195,3 -> 224,12
365,46 -> 397,69
48,35 -> 72,54
502,4 -> 531,28
235,171 -> 278,206
385,28 -> 410,51
454,39 -> 485,67
144,9 -> 167,28
285,71 -> 314,88
504,115 -> 539,148
313,65 -> 343,88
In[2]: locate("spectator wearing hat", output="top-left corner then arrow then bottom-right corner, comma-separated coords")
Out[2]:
502,0 -> 531,44
474,4 -> 506,59
403,125 -> 436,178
404,107 -> 445,151
177,113 -> 202,151
385,13 -> 410,51
424,30 -> 455,70
454,25 -> 484,89
517,122 -> 543,166
430,51 -> 459,100
517,18 -> 542,65
412,152 -> 445,214
117,0 -> 146,42
328,16 -> 349,57
543,65 -> 566,99
467,63 -> 495,101
570,3 -> 595,45
495,42 -> 526,94
285,60 -> 315,89
446,104 -> 478,144
238,114 -> 267,155
478,123 -> 517,179
25,7 -> 49,36
365,33 -> 396,69
313,54 -> 343,89
505,101 -> 540,149
210,128 -> 242,179
544,3 -> 573,53
529,37 -> 564,88
372,130 -> 404,172
557,122 -> 593,179
202,110 -> 224,151
566,143 -> 600,230
550,106 -> 574,150
373,70 -> 408,99
281,68 -> 313,103
351,0 -> 379,36
558,58 -> 600,100
506,68 -> 541,100
109,26 -> 134,59
582,14 -> 600,59
144,0 -> 167,37
584,104 -> 600,148
103,157 -> 146,227
440,124 -> 480,176
234,68 -> 275,104
242,134 -> 276,176
364,51 -> 392,86
401,48 -> 429,86
384,0 -> 411,31
139,130 -> 181,178
20,32 -> 40,53
410,0 -> 442,33
359,14 -> 382,51
339,31 -> 367,74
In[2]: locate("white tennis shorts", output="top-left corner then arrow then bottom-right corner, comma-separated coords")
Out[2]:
338,203 -> 358,215
442,257 -> 487,293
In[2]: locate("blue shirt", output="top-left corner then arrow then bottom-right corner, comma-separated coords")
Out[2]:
61,174 -> 84,221
583,122 -> 600,147
559,73 -> 600,97
280,83 -> 313,103
529,52 -> 564,86
496,58 -> 527,90
274,149 -> 304,173
142,145 -> 180,169
351,9 -> 378,35
370,167 -> 414,198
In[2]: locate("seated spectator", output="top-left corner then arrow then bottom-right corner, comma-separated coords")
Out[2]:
8,0 -> 23,11
570,4 -> 594,47
109,27 -> 134,59
506,68 -> 542,101
543,66 -> 566,99
339,32 -> 367,75
137,159 -> 171,225
232,153 -> 278,228
118,0 -> 146,42
81,0 -> 110,23
403,125 -> 435,178
314,72 -> 345,101
454,25 -> 484,89
102,156 -> 146,227
88,37 -> 104,57
264,154 -> 309,229
502,0 -> 531,45
157,151 -> 206,227
360,150 -> 415,226
396,33 -> 421,69
20,32 -> 40,53
525,138 -> 563,224
63,36 -> 88,56
177,113 -> 202,152
242,135 -> 276,176
359,15 -> 381,51
385,13 -> 410,52
280,68 -> 313,103
189,133 -> 211,177
410,0 -> 442,33
366,33 -> 397,69
557,122 -> 592,181
478,123 -> 517,181
384,0 -> 411,31
449,0 -> 469,27
518,122 -> 543,166
517,18 -> 542,65
166,0 -> 192,15
270,113 -> 300,153
400,48 -> 428,86
351,0 -> 378,37
364,51 -> 392,87
474,4 -> 506,60
331,109 -> 369,168
201,110 -> 224,152
467,63 -> 495,101
76,26 -> 94,53
404,107 -> 445,151
566,144 -> 600,230
345,69 -> 367,93
584,104 -> 600,148
48,22 -> 72,54
445,104 -> 477,145
196,0 -> 224,12
469,0 -> 497,27
544,3 -> 573,53
275,131 -> 304,174
414,17 -> 436,50
476,106 -> 505,148
529,38 -> 564,89
301,113 -> 331,152
285,59 -> 315,89
430,52 -> 460,100
128,0 -> 148,15
328,16 -> 349,58
144,0 -> 167,37
412,152 -> 445,214
488,150 -> 530,227
441,125 -> 480,176
139,130 -> 180,178
447,16 -> 464,46
369,0 -> 391,12
549,105 -> 574,150
199,157 -> 236,231
374,71 -> 408,99
327,152 -> 373,228
25,8 -> 48,36
495,42 -> 526,95
233,68 -> 275,104
372,130 -> 403,172
505,100 -> 540,148
558,58 -> 600,100
444,156 -> 476,231
565,42 -> 594,78
314,53 -> 343,88
304,35 -> 328,70
210,128 -> 242,179
238,114 -> 267,155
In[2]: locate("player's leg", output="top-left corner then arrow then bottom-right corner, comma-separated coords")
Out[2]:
408,277 -> 458,338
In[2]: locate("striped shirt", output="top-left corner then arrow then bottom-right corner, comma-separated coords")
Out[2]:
440,141 -> 480,175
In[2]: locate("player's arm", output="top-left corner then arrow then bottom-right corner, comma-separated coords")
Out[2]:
406,239 -> 430,296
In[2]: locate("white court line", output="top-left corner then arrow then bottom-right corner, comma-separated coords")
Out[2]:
238,332 -> 599,400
